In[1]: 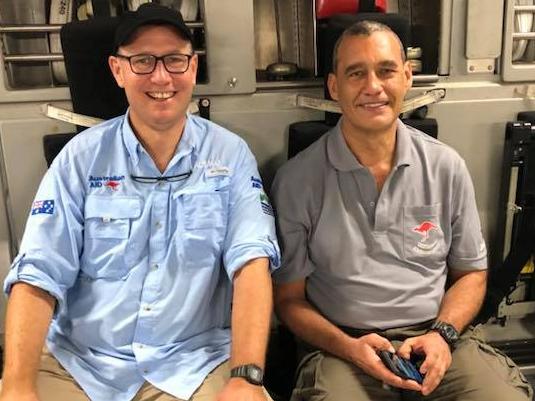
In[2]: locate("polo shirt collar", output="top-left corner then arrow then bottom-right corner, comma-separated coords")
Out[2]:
393,119 -> 412,168
327,119 -> 365,172
327,118 -> 412,172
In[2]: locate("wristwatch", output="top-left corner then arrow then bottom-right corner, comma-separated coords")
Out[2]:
429,320 -> 460,348
230,364 -> 264,386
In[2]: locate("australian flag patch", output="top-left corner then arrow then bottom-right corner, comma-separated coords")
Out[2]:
31,200 -> 55,215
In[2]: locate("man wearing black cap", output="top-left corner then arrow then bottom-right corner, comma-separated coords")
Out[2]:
0,4 -> 279,401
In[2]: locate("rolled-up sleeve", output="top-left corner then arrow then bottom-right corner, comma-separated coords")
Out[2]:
4,155 -> 84,311
222,140 -> 280,279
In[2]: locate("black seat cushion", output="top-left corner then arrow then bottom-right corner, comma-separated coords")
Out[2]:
61,17 -> 127,132
43,133 -> 77,167
518,111 -> 535,123
288,118 -> 438,159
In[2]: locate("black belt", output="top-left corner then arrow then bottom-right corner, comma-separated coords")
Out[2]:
337,319 -> 435,339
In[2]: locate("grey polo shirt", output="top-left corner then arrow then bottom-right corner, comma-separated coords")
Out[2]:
272,119 -> 487,330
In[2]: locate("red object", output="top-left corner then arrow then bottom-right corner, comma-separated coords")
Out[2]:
376,0 -> 387,12
104,180 -> 120,191
316,0 -> 387,19
413,221 -> 438,239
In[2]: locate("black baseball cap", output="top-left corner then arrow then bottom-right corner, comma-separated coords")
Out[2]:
114,3 -> 193,51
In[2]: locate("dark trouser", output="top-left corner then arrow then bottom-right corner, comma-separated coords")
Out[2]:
291,323 -> 533,401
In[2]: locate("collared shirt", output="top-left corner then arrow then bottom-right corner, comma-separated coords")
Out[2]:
272,119 -> 486,330
4,112 -> 280,401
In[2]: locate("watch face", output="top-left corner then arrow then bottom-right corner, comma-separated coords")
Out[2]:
433,321 -> 459,344
249,366 -> 262,383
231,364 -> 263,385
444,325 -> 459,341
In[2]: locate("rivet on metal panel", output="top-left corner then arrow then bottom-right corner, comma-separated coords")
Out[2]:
227,77 -> 238,88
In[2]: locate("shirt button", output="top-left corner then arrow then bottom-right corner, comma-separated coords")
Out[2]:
370,202 -> 375,207
138,344 -> 144,349
144,306 -> 151,312
143,369 -> 149,374
152,263 -> 159,270
155,221 -> 162,229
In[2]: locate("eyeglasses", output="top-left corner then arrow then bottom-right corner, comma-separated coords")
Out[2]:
131,171 -> 192,184
115,53 -> 194,74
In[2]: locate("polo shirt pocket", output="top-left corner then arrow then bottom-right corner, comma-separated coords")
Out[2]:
180,190 -> 229,268
82,195 -> 142,279
403,203 -> 447,265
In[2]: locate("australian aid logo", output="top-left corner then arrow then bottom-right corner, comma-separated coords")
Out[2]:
89,175 -> 125,191
412,220 -> 441,253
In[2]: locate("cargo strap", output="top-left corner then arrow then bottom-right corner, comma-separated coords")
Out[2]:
295,88 -> 446,115
42,101 -> 200,128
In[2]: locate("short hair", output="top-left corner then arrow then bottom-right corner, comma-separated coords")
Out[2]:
331,20 -> 407,73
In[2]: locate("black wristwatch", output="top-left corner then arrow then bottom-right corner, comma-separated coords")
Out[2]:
230,364 -> 264,386
429,320 -> 460,348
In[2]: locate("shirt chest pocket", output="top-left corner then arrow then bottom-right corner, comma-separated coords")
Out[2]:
183,192 -> 228,229
179,190 -> 229,268
83,195 -> 142,279
403,204 -> 448,267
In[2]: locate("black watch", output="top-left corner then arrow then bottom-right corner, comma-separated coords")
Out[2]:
230,364 -> 264,386
429,321 -> 460,348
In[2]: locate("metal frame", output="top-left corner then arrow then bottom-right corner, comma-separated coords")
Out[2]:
438,0 -> 453,75
0,0 -> 257,100
502,0 -> 535,82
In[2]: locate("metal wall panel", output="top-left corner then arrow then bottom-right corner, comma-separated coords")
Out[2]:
0,118 -> 75,251
426,84 -> 535,248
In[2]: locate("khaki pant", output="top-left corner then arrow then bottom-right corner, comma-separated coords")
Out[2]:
291,325 -> 533,401
4,349 -> 273,401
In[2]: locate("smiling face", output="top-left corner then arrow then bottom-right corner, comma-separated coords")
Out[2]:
327,30 -> 412,137
108,24 -> 197,134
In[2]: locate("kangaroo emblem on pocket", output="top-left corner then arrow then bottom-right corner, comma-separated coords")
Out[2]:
104,180 -> 120,191
413,221 -> 439,252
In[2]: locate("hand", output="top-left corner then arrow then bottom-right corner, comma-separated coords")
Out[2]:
397,331 -> 452,396
216,377 -> 268,401
347,333 -> 422,392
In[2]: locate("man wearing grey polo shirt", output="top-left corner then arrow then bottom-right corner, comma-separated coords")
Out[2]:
271,20 -> 532,401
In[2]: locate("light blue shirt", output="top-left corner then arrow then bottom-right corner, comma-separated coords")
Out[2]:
4,112 -> 280,401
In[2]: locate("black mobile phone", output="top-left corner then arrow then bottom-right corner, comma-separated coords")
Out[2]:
378,350 -> 424,384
